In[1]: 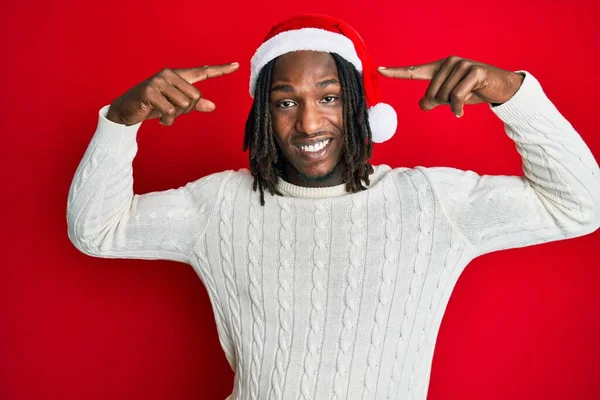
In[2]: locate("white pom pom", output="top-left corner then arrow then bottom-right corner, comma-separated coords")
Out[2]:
368,103 -> 398,143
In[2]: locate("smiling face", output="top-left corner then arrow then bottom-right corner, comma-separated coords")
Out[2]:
269,50 -> 345,186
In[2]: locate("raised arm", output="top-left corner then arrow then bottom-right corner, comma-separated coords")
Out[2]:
67,64 -> 239,264
380,57 -> 600,257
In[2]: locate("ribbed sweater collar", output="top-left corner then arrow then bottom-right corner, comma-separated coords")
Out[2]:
276,164 -> 390,199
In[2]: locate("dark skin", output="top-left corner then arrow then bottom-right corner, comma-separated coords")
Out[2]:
378,55 -> 525,116
269,52 -> 525,187
106,63 -> 240,126
269,51 -> 346,187
105,53 -> 524,189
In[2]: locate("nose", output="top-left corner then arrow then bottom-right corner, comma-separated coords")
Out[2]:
295,102 -> 325,135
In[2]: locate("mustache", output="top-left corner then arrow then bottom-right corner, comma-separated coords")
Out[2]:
291,131 -> 336,144
293,131 -> 330,138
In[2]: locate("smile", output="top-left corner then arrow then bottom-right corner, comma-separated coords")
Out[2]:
295,138 -> 331,153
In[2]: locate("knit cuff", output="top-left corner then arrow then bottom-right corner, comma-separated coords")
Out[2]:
489,70 -> 549,128
91,105 -> 142,156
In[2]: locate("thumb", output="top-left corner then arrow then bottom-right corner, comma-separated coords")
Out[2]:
419,96 -> 439,111
195,98 -> 216,112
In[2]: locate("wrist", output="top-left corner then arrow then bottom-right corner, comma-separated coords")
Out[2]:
106,98 -> 135,126
106,105 -> 125,125
491,72 -> 525,107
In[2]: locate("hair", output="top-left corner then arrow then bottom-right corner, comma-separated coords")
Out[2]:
243,52 -> 374,206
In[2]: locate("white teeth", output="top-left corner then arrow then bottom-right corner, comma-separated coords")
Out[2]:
299,139 -> 330,153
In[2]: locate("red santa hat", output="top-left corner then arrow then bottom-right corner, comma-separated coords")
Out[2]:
249,14 -> 398,143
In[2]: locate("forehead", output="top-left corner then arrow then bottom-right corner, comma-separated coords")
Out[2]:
271,50 -> 339,82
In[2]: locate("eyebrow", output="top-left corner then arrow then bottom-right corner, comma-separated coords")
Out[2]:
270,79 -> 340,93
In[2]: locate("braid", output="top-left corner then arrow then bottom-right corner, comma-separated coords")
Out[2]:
243,53 -> 373,206
331,52 -> 374,193
243,58 -> 282,205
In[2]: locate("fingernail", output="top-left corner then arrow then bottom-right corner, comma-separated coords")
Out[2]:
378,66 -> 386,70
455,113 -> 462,118
230,62 -> 239,66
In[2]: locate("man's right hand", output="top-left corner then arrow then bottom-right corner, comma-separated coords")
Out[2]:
106,63 -> 240,126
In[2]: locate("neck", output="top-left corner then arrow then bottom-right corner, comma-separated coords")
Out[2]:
282,162 -> 346,188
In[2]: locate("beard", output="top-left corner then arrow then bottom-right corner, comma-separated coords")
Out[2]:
277,143 -> 344,187
295,166 -> 338,183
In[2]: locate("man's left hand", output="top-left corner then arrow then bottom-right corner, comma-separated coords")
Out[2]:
378,56 -> 525,117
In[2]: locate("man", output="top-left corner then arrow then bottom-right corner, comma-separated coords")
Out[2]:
66,14 -> 600,400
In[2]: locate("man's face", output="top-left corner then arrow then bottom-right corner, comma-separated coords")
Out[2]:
269,51 -> 344,183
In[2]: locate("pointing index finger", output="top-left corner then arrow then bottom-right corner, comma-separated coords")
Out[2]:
378,59 -> 444,80
176,62 -> 240,84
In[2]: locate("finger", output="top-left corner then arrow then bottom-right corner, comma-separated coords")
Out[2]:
436,60 -> 472,105
176,62 -> 240,84
159,70 -> 202,114
154,75 -> 195,116
420,57 -> 456,111
145,88 -> 177,126
195,98 -> 216,112
420,91 -> 477,112
377,59 -> 445,80
419,96 -> 438,112
449,71 -> 483,117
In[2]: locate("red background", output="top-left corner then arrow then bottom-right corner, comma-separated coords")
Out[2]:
1,0 -> 599,399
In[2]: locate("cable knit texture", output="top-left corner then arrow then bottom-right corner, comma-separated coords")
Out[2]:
67,71 -> 600,400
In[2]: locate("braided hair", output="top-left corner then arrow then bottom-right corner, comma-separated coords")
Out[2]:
243,52 -> 374,205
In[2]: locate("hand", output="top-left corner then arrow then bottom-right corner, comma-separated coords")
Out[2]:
378,56 -> 524,117
106,63 -> 240,126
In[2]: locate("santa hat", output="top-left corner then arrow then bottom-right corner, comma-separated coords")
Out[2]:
249,14 -> 398,143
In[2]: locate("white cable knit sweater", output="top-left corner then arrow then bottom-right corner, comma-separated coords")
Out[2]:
66,71 -> 600,400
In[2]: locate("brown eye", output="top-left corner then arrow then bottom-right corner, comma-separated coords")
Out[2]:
277,101 -> 296,108
321,96 -> 338,103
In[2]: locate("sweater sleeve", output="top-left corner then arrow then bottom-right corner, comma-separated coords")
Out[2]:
66,105 -> 228,264
420,71 -> 600,257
